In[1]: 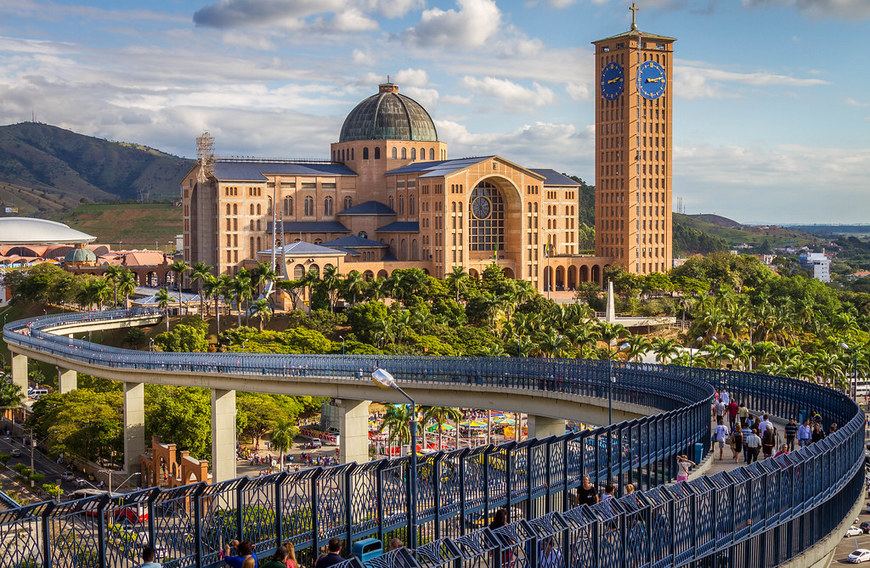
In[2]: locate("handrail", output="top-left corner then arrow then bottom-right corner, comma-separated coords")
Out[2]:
0,310 -> 862,568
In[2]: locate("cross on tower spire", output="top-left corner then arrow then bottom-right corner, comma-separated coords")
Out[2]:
629,2 -> 639,30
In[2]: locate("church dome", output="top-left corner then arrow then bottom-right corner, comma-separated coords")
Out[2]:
64,246 -> 96,263
339,83 -> 438,143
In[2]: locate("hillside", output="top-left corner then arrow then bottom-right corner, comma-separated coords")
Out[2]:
680,214 -> 820,248
46,203 -> 182,250
0,122 -> 194,215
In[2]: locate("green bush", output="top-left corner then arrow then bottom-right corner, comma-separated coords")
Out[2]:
0,453 -> 10,464
29,473 -> 45,483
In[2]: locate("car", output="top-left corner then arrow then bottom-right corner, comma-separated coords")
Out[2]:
310,439 -> 322,449
10,448 -> 22,457
848,549 -> 870,563
60,472 -> 75,482
74,478 -> 88,488
846,526 -> 864,537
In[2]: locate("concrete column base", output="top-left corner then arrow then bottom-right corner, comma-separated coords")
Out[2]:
11,354 -> 27,398
528,415 -> 565,439
123,382 -> 145,474
211,388 -> 236,482
57,368 -> 77,394
338,399 -> 371,464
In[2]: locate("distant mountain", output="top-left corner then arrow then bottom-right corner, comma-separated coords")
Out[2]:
0,122 -> 194,215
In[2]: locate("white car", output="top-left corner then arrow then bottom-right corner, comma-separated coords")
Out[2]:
848,549 -> 870,563
74,478 -> 88,488
60,472 -> 75,482
847,526 -> 864,537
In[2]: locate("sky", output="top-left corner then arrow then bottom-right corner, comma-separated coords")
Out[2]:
0,0 -> 868,225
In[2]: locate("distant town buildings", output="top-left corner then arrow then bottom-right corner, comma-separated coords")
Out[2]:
798,252 -> 831,283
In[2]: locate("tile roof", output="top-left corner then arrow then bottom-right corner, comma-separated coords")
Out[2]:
258,241 -> 345,256
529,169 -> 581,186
377,222 -> 420,232
337,200 -> 395,216
386,156 -> 495,178
213,160 -> 357,181
322,235 -> 388,248
271,221 -> 350,233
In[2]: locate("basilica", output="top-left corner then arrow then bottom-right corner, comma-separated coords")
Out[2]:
181,81 -> 612,296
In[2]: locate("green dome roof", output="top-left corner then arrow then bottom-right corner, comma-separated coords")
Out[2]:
64,247 -> 96,263
339,83 -> 438,143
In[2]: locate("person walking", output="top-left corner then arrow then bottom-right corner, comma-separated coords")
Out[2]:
741,420 -> 753,464
797,419 -> 812,447
811,423 -> 826,443
730,426 -> 743,462
758,414 -> 773,438
576,475 -> 599,507
713,398 -> 726,423
761,426 -> 776,459
720,389 -> 731,406
727,399 -> 739,431
713,419 -> 730,460
738,402 -> 749,424
744,429 -> 762,463
784,418 -> 798,451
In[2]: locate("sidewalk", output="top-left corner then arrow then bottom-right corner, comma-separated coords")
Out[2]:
693,411 -> 792,479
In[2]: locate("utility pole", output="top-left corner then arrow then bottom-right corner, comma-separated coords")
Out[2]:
28,427 -> 35,488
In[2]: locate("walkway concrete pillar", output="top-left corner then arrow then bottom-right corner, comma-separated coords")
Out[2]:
528,415 -> 565,440
211,388 -> 236,482
338,398 -> 371,464
57,368 -> 77,394
123,382 -> 145,474
11,353 -> 28,396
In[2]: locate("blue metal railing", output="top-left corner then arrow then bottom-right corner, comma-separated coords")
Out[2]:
0,310 -> 863,568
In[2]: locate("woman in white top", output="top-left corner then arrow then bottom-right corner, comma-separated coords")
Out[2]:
677,454 -> 695,482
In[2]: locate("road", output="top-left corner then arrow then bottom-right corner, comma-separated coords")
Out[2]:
0,433 -> 83,498
833,489 -> 870,564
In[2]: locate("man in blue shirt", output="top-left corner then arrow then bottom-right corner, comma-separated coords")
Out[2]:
797,419 -> 812,447
140,546 -> 162,568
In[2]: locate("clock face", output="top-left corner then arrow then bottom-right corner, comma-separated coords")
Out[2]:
637,60 -> 666,100
600,62 -> 624,101
472,196 -> 491,219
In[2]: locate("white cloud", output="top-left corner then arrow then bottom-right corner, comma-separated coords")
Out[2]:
394,68 -> 429,88
846,97 -> 870,107
436,120 -> 593,171
352,49 -> 374,66
460,76 -> 556,112
675,60 -> 828,99
403,0 -> 502,49
675,143 -> 870,223
742,0 -> 870,20
193,0 -> 379,33
363,0 -> 425,18
565,82 -> 591,102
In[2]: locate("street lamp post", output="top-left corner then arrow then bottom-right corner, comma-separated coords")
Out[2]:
340,335 -> 345,355
371,368 -> 416,550
689,336 -> 703,368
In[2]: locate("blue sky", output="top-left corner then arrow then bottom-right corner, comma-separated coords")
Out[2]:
1,0 -> 868,224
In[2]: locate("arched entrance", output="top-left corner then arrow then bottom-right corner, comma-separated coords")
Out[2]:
567,266 -> 577,290
555,266 -> 565,290
592,265 -> 601,286
579,265 -> 589,283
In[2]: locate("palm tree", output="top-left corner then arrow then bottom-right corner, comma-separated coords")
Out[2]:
379,404 -> 412,456
651,337 -> 679,364
103,265 -> 124,308
169,260 -> 190,314
342,270 -> 365,306
251,298 -> 272,331
270,419 -> 295,468
156,288 -> 171,331
422,406 -> 462,451
535,328 -> 570,358
0,380 -> 24,418
203,275 -> 221,332
624,334 -> 652,363
321,264 -> 342,312
117,269 -> 137,309
446,266 -> 471,303
232,269 -> 253,326
189,262 -> 213,320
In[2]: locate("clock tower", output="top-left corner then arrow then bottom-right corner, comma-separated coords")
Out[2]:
593,4 -> 675,275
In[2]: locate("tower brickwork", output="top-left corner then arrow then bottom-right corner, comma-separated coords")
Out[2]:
593,10 -> 674,275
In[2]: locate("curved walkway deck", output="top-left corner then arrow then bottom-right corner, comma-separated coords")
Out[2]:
0,309 -> 863,568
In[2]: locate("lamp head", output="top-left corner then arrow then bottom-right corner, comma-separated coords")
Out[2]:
840,343 -> 849,350
372,368 -> 397,389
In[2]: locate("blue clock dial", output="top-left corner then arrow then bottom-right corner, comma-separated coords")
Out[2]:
637,60 -> 666,100
600,62 -> 624,101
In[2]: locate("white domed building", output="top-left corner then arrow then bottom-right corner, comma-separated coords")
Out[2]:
182,82 -> 611,296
